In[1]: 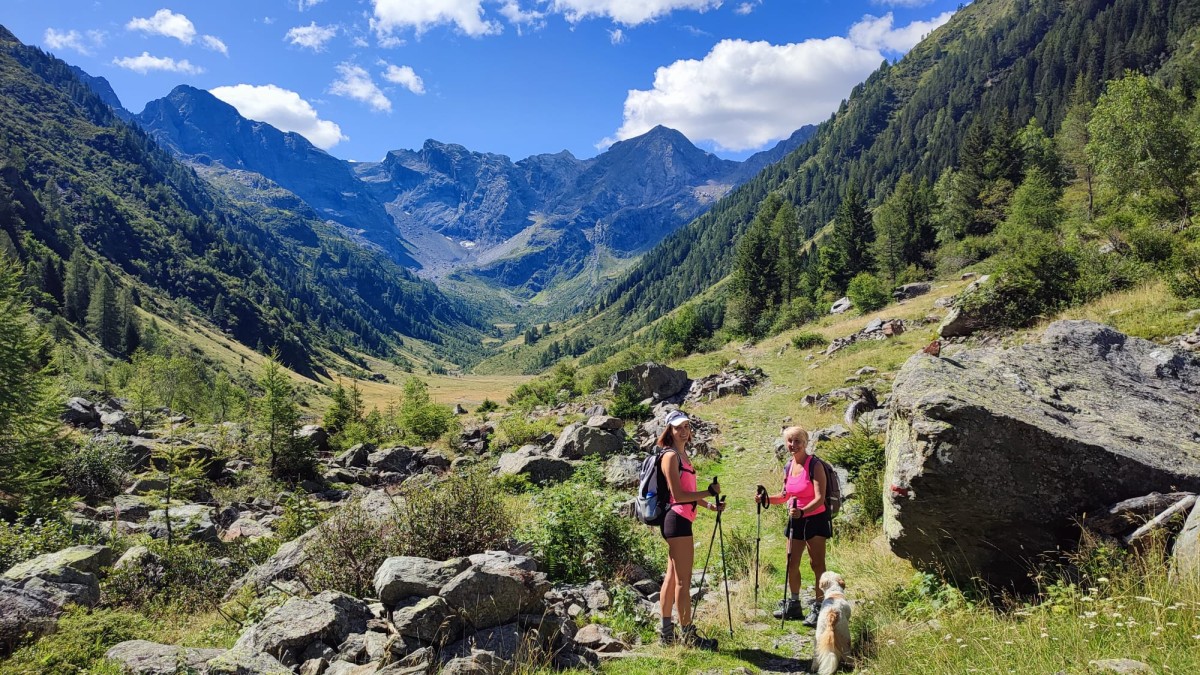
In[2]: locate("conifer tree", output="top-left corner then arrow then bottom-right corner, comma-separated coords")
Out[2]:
255,352 -> 307,479
819,187 -> 874,295
86,271 -> 121,352
119,287 -> 140,355
0,257 -> 63,514
63,249 -> 89,324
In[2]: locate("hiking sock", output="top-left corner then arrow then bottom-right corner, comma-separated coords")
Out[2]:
790,592 -> 800,601
661,617 -> 674,633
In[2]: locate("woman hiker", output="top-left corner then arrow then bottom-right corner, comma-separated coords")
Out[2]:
755,425 -> 831,627
658,409 -> 723,649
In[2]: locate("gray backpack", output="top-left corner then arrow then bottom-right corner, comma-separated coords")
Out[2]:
783,454 -> 842,515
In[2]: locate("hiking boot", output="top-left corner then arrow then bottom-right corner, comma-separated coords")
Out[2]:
659,625 -> 676,646
801,600 -> 821,628
772,599 -> 805,620
679,624 -> 718,651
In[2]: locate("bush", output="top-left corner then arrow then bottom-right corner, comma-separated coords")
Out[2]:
476,398 -> 500,414
274,492 -> 324,542
847,272 -> 890,313
299,498 -> 399,598
958,233 -> 1079,328
507,364 -> 580,408
791,332 -> 828,350
494,472 -> 534,495
0,607 -> 151,674
104,539 -> 245,612
1168,241 -> 1200,299
609,382 -> 651,421
63,436 -> 129,502
496,414 -> 558,449
824,426 -> 886,524
520,478 -> 660,584
0,511 -> 102,573
769,298 -> 818,334
398,377 -> 457,442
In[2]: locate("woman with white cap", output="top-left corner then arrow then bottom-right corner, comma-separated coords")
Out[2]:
657,409 -> 723,650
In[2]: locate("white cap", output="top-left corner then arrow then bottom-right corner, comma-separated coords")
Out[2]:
664,410 -> 689,427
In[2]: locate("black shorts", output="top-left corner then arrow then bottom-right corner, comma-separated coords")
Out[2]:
661,509 -> 694,540
785,511 -> 832,541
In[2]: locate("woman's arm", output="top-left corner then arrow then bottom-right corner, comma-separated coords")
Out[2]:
661,451 -> 716,503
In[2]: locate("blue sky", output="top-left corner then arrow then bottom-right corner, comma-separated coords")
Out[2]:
5,1 -> 961,162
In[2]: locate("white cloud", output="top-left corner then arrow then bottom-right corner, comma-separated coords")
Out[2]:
550,0 -> 721,26
210,84 -> 347,149
44,28 -> 97,55
297,0 -> 324,9
735,1 -> 761,15
353,36 -> 371,47
263,17 -> 276,25
112,52 -> 203,75
849,11 -> 953,52
370,0 -> 501,39
127,9 -> 197,44
604,11 -> 957,152
498,1 -> 546,27
201,35 -> 228,55
379,62 -> 426,95
286,22 -> 338,51
609,28 -> 625,45
330,63 -> 392,112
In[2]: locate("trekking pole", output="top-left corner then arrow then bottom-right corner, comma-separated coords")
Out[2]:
780,497 -> 796,630
692,477 -> 721,615
715,495 -> 733,638
754,485 -> 768,614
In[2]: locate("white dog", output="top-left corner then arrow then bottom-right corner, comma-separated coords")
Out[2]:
812,571 -> 851,675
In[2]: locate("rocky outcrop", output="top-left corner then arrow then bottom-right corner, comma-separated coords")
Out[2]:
549,424 -> 623,460
374,556 -> 471,607
824,319 -> 907,356
884,320 -> 1200,587
684,366 -> 765,403
608,362 -> 689,402
233,591 -> 372,665
937,274 -> 991,338
104,640 -> 226,674
496,446 -> 576,485
145,504 -> 218,543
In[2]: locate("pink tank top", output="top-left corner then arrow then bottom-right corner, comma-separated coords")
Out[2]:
784,455 -> 826,516
665,450 -> 699,522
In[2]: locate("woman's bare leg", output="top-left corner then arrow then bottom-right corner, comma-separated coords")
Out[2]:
668,536 -> 695,624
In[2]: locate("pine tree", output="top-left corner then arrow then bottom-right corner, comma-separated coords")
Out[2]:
119,287 -> 140,355
0,257 -> 64,514
255,352 -> 306,479
63,249 -> 89,324
819,187 -> 874,295
323,380 -> 353,433
86,271 -> 121,352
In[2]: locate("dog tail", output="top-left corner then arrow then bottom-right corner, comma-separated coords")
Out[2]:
813,608 -> 841,675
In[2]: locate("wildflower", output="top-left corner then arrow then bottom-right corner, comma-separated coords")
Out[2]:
1097,577 -> 1109,583
1083,611 -> 1097,618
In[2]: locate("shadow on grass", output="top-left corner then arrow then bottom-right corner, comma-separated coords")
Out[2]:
730,647 -> 811,673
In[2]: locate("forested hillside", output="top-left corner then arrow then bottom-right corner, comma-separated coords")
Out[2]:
568,0 -> 1200,362
0,26 -> 485,374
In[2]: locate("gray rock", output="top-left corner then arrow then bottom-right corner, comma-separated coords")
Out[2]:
893,282 -> 932,300
145,504 -> 218,543
550,424 -> 622,460
101,411 -> 138,435
113,545 -> 154,571
336,444 -> 373,468
391,596 -> 463,644
61,397 -> 99,427
1171,499 -> 1200,580
586,415 -> 624,431
608,362 -> 689,401
233,591 -> 371,664
104,640 -> 225,675
467,550 -> 539,572
885,320 -> 1200,587
830,297 -> 852,314
440,650 -> 507,675
367,446 -> 422,474
374,556 -> 471,606
441,564 -> 550,630
442,623 -> 522,662
222,517 -> 273,542
324,660 -> 379,675
1,556 -> 100,609
574,623 -> 627,652
225,527 -> 319,599
113,494 -> 152,522
1087,659 -> 1154,674
604,455 -> 641,489
496,449 -> 575,486
206,647 -> 293,674
296,425 -> 330,454
0,578 -> 68,648
125,476 -> 169,496
3,545 -> 112,579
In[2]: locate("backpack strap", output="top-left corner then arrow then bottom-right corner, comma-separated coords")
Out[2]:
782,458 -> 792,488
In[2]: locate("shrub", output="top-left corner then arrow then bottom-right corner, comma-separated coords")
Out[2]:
394,470 -> 515,561
847,272 -> 890,313
0,511 -> 102,573
958,233 -> 1079,328
476,398 -> 500,414
494,472 -> 534,495
1168,241 -> 1200,299
791,332 -> 828,350
398,377 -> 457,442
299,498 -> 399,598
507,364 -> 580,408
496,414 -> 558,449
274,492 -> 324,542
63,435 -> 129,502
104,539 -> 244,612
520,478 -> 660,584
609,382 -> 651,421
823,426 -> 886,525
0,607 -> 151,674
770,298 -> 819,335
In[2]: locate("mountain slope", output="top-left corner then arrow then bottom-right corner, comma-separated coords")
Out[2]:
0,27 -> 482,372
574,0 -> 1200,352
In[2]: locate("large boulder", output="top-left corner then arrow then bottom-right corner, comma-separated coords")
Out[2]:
497,447 -> 575,486
367,446 -> 423,474
0,579 -> 69,649
61,397 -> 99,427
440,564 -> 550,630
145,504 -> 218,543
884,320 -> 1200,587
608,362 -> 689,401
373,556 -> 471,607
104,640 -> 225,674
390,596 -> 463,644
233,591 -> 371,665
549,424 -> 622,460
1171,499 -> 1200,580
604,455 -> 641,489
3,545 -> 112,579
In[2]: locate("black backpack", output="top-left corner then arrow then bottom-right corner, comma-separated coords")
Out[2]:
783,453 -> 842,516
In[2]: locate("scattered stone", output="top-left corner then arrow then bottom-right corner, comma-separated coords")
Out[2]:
574,623 -> 628,652
61,397 -> 99,427
586,415 -> 624,431
206,647 -> 293,674
830,297 -> 853,314
440,564 -> 550,630
605,455 -> 641,489
1087,659 -> 1154,674
549,424 -> 623,460
374,557 -> 471,607
457,424 -> 493,454
145,504 -> 218,543
104,640 -> 225,674
101,411 -> 137,436
233,591 -> 372,665
893,282 -> 931,300
684,366 -> 766,404
825,319 -> 907,356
